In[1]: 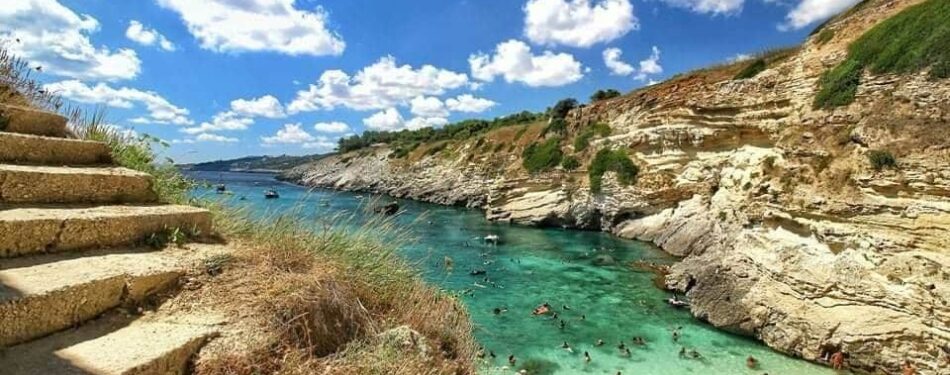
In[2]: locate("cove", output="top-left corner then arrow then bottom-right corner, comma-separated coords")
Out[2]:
187,171 -> 834,375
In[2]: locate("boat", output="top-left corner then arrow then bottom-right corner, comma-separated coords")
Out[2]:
264,189 -> 280,199
215,184 -> 227,194
484,234 -> 501,245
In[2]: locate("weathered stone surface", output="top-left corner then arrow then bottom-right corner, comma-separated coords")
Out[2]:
0,312 -> 217,375
0,104 -> 68,138
0,205 -> 212,257
0,132 -> 112,166
283,1 -> 950,372
0,250 -> 182,347
0,165 -> 157,204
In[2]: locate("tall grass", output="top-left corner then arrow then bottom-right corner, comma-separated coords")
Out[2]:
815,0 -> 950,108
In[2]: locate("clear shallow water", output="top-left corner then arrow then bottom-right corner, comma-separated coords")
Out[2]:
187,171 -> 832,375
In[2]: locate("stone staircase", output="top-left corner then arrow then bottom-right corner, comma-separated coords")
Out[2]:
0,104 -> 222,374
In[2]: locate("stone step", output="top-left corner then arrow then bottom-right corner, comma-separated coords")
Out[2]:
0,205 -> 212,258
0,104 -> 68,138
0,312 -> 216,374
0,250 -> 183,348
0,132 -> 112,166
0,165 -> 157,204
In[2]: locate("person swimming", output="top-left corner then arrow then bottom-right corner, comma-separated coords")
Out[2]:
584,351 -> 591,364
747,356 -> 759,369
489,351 -> 496,358
689,349 -> 702,359
679,346 -> 687,358
596,339 -> 605,347
580,314 -> 586,320
561,341 -> 573,353
618,341 -> 627,351
623,348 -> 632,357
559,320 -> 566,330
508,355 -> 516,366
563,305 -> 572,310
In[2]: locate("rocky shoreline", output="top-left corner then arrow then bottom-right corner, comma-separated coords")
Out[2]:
282,1 -> 949,373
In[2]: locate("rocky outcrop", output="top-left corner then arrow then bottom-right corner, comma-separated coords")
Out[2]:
283,1 -> 949,373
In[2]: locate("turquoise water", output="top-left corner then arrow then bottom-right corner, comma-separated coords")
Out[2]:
187,171 -> 833,375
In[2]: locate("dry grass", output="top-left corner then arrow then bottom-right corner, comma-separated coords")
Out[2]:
188,205 -> 477,375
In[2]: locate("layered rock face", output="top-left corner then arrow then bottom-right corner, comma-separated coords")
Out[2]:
283,0 -> 949,372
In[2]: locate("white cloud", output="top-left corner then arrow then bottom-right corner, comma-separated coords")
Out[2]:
445,94 -> 496,113
44,80 -> 192,125
781,0 -> 861,30
125,20 -> 176,51
313,121 -> 350,133
406,117 -> 449,131
603,47 -> 635,76
523,0 -> 638,48
261,123 -> 316,144
634,46 -> 663,81
302,135 -> 337,152
660,0 -> 745,14
410,96 -> 449,118
362,108 -> 405,131
181,111 -> 253,134
469,40 -> 583,87
230,95 -> 286,118
288,56 -> 469,113
731,53 -> 753,62
196,133 -> 238,143
0,0 -> 141,81
156,0 -> 344,56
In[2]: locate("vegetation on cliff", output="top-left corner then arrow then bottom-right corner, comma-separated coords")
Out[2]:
733,59 -> 767,80
815,0 -> 949,108
522,137 -> 564,173
589,149 -> 639,193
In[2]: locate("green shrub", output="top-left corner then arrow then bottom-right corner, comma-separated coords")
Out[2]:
815,0 -> 950,108
550,98 -> 578,119
868,150 -> 897,170
734,59 -> 767,80
589,148 -> 639,193
590,89 -> 621,102
561,155 -> 580,171
543,118 -> 567,136
573,123 -> 611,152
522,138 -> 563,173
816,29 -> 835,45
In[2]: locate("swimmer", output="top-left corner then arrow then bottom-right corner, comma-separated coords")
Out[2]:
561,341 -> 573,353
596,339 -> 605,347
508,355 -> 516,366
679,346 -> 687,358
489,351 -> 496,358
559,320 -> 566,330
623,348 -> 631,357
618,341 -> 627,351
747,356 -> 758,369
580,314 -> 586,321
584,351 -> 591,364
563,305 -> 572,310
689,349 -> 702,359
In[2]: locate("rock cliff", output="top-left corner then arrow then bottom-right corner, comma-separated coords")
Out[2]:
283,0 -> 950,373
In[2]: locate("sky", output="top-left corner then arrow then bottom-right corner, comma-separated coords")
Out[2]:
0,0 -> 861,163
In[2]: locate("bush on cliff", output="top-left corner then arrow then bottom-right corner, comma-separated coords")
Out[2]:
590,89 -> 621,102
868,150 -> 897,171
522,137 -> 564,173
734,59 -> 767,79
574,123 -> 612,152
550,98 -> 578,120
589,148 -> 639,193
815,0 -> 950,108
561,155 -> 580,171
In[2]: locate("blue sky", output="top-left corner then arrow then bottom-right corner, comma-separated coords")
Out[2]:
1,0 -> 860,163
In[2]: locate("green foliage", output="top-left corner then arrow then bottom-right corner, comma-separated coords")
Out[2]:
815,0 -> 950,108
522,137 -> 563,173
814,58 -> 863,109
816,29 -> 835,45
550,98 -> 578,120
734,59 -> 767,80
868,150 -> 897,170
590,89 -> 621,102
561,155 -> 580,171
543,118 -> 567,136
573,123 -> 612,152
589,149 -> 639,193
338,111 -> 543,155
145,225 -> 198,249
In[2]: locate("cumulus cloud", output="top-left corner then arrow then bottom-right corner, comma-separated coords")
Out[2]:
603,47 -> 635,76
523,0 -> 638,48
302,135 -> 337,151
261,123 -> 316,145
313,121 -> 350,133
125,20 -> 176,51
288,56 -> 469,113
181,111 -> 253,134
634,46 -> 663,81
156,0 -> 344,56
362,108 -> 405,131
195,133 -> 238,143
445,94 -> 496,113
410,96 -> 449,118
230,95 -> 286,118
44,80 -> 192,125
0,0 -> 141,80
469,40 -> 583,87
406,117 -> 449,131
781,0 -> 861,30
660,0 -> 745,14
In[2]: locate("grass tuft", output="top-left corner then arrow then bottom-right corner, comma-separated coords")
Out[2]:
734,59 -> 767,80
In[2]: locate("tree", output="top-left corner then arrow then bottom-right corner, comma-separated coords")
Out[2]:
590,89 -> 621,102
550,98 -> 578,120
